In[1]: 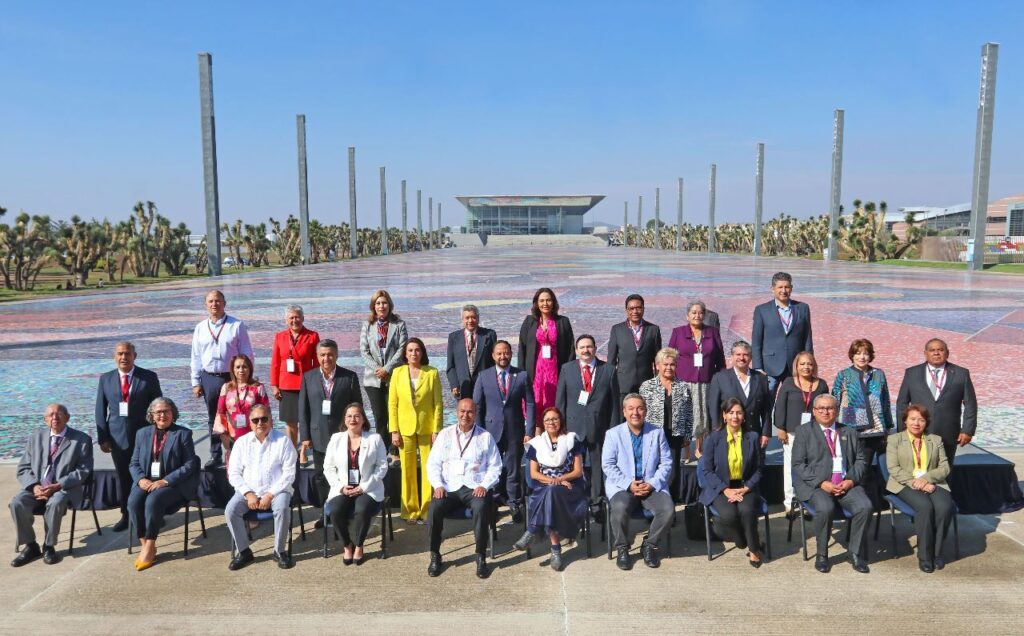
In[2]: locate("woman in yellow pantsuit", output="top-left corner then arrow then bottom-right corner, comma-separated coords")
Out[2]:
388,337 -> 443,522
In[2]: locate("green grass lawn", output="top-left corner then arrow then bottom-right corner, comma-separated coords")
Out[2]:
875,259 -> 1024,273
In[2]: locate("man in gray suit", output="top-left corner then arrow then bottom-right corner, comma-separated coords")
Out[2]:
95,341 -> 162,531
607,294 -> 662,405
792,394 -> 871,574
299,339 -> 363,509
10,404 -> 94,566
751,272 -> 813,394
446,304 -> 497,401
556,335 -> 621,502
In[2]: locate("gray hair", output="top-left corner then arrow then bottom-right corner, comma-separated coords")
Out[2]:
686,300 -> 707,315
146,397 -> 179,424
622,392 -> 646,407
46,403 -> 70,419
317,338 -> 338,352
730,340 -> 752,355
654,347 -> 679,366
462,304 -> 479,317
114,341 -> 136,353
285,304 -> 304,318
813,393 -> 838,408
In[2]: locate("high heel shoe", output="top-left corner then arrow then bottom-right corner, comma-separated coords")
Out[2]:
746,552 -> 763,569
135,556 -> 156,571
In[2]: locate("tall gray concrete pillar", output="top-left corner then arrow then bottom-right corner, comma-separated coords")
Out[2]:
754,142 -> 765,256
416,190 -> 423,249
401,180 -> 408,252
654,188 -> 661,249
969,43 -> 999,271
827,110 -> 844,261
296,115 -> 311,264
636,195 -> 643,249
708,163 -> 717,254
379,167 -> 388,256
428,196 -> 434,249
676,177 -> 684,251
623,201 -> 629,247
197,52 -> 222,276
348,147 -> 358,259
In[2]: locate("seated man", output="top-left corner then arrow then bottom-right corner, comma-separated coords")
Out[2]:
225,404 -> 298,570
792,393 -> 872,574
10,404 -> 93,567
602,393 -> 673,571
425,398 -> 502,579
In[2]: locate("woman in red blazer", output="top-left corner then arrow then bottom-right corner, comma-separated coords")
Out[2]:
270,305 -> 320,454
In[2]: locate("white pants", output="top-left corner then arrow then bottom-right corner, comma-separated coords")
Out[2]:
782,429 -> 797,508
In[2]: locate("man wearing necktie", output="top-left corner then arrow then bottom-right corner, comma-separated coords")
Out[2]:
791,394 -> 872,574
446,305 -> 497,402
751,272 -> 814,395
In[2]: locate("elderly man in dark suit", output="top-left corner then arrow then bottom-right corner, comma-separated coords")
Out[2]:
473,340 -> 535,521
95,341 -> 163,531
10,403 -> 94,566
707,340 -> 771,445
751,272 -> 813,394
607,294 -> 662,406
792,393 -> 872,574
896,338 -> 978,465
299,339 -> 363,508
556,334 -> 621,503
446,304 -> 497,401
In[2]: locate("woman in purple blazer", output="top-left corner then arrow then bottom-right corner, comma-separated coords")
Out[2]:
667,301 -> 725,458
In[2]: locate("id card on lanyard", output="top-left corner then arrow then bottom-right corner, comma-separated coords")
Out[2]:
287,332 -> 300,373
151,430 -> 169,479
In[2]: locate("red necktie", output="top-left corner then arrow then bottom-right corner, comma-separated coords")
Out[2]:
120,374 -> 130,402
499,370 -> 509,397
582,364 -> 593,392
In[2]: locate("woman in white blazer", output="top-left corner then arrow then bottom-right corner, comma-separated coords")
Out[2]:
324,403 -> 389,565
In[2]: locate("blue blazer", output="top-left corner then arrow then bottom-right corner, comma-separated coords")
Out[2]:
601,422 -> 672,500
698,429 -> 762,506
129,424 -> 200,501
473,365 -> 535,442
94,366 -> 163,450
751,299 -> 813,378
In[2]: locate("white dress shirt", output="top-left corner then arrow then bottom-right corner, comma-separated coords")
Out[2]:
819,423 -> 845,479
427,425 -> 502,492
734,368 -> 751,399
925,364 -> 947,398
190,315 -> 254,386
228,428 -> 297,497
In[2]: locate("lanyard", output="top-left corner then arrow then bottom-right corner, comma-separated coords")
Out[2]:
797,378 -> 814,412
691,329 -> 703,353
321,371 -> 335,397
777,306 -> 792,331
288,330 -> 301,358
152,429 -> 170,457
349,444 -> 360,468
234,384 -> 251,413
629,321 -> 643,348
538,319 -> 553,345
208,317 -> 227,344
120,374 -> 131,401
911,437 -> 925,472
930,367 -> 946,392
456,427 -> 476,458
823,427 -> 837,458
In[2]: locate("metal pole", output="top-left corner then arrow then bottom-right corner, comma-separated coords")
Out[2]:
197,52 -> 222,276
636,195 -> 643,249
428,196 -> 433,249
416,190 -> 423,249
708,163 -> 717,254
676,177 -> 684,251
296,115 -> 311,264
754,142 -> 765,256
969,43 -> 999,271
348,147 -> 358,259
379,167 -> 388,256
401,180 -> 408,252
654,187 -> 661,249
827,110 -> 844,261
623,201 -> 629,247
437,203 -> 443,246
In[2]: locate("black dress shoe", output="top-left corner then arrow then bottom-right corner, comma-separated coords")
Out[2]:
275,551 -> 295,569
427,551 -> 443,577
814,554 -> 830,573
934,557 -> 945,570
204,458 -> 223,470
313,518 -> 324,529
112,514 -> 130,532
509,503 -> 524,524
549,552 -> 564,572
616,547 -> 631,571
851,555 -> 870,574
11,543 -> 41,567
42,545 -> 62,565
228,548 -> 254,571
918,560 -> 935,573
475,554 -> 490,579
641,542 -> 661,569
513,531 -> 537,551
749,557 -> 763,569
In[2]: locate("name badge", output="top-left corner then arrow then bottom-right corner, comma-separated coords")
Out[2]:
693,353 -> 703,368
234,413 -> 248,430
348,469 -> 360,486
913,469 -> 926,479
541,345 -> 552,359
577,390 -> 590,406
286,358 -> 296,373
800,412 -> 811,425
831,456 -> 843,473
150,461 -> 161,479
449,459 -> 466,475
118,401 -> 129,417
321,400 -> 332,416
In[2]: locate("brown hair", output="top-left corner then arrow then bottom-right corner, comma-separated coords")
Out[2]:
847,339 -> 875,363
367,289 -> 400,323
791,351 -> 818,379
531,287 -> 560,319
227,354 -> 259,389
902,404 -> 931,429
343,402 -> 370,432
540,407 -> 567,436
402,337 -> 429,366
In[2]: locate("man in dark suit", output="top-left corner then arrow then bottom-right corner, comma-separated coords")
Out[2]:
10,404 -> 93,566
751,271 -> 813,394
607,294 -> 662,406
792,394 -> 872,574
556,334 -> 621,502
94,341 -> 162,531
707,340 -> 771,445
473,340 -> 535,520
446,304 -> 497,402
896,338 -> 978,465
298,339 -> 363,508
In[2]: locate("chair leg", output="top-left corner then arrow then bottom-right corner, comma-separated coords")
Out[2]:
889,508 -> 897,557
605,502 -> 612,560
297,504 -> 306,541
703,506 -> 712,561
799,506 -> 808,561
197,502 -> 207,538
322,508 -> 329,559
128,519 -> 134,555
584,512 -> 592,558
69,508 -> 77,555
379,504 -> 388,560
844,518 -> 851,544
874,508 -> 882,540
184,504 -> 190,557
763,512 -> 772,560
953,513 -> 960,561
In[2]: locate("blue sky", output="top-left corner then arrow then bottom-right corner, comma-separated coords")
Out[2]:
2,1 -> 1023,230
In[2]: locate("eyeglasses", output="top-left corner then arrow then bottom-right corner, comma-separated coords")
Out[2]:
152,409 -> 173,416
813,406 -> 837,412
250,417 -> 270,424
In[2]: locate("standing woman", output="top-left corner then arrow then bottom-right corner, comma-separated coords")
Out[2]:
270,305 -> 320,454
774,351 -> 829,516
638,347 -> 694,497
832,338 -> 894,469
667,301 -> 725,458
360,290 -> 408,441
518,288 -> 575,432
388,338 -> 443,523
214,354 -> 270,463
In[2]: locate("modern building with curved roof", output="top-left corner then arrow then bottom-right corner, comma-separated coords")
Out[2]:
456,195 -> 604,235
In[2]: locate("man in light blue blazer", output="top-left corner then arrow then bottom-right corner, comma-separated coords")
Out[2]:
751,271 -> 813,394
602,393 -> 673,571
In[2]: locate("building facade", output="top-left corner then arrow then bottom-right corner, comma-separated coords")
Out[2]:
456,195 -> 605,235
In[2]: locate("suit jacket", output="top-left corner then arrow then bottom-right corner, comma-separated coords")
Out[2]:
791,421 -> 866,502
707,368 -> 772,436
555,359 -> 620,444
387,365 -> 443,437
518,315 -> 575,386
129,424 -> 199,501
269,327 -> 320,392
359,319 -> 408,388
298,366 -> 364,452
895,362 -> 977,445
95,366 -> 163,451
601,422 -> 672,499
607,321 -> 662,395
698,428 -> 762,506
445,327 -> 497,398
323,431 -> 389,502
751,299 -> 813,378
473,365 -> 535,443
16,426 -> 94,508
885,431 -> 950,493
667,324 -> 726,383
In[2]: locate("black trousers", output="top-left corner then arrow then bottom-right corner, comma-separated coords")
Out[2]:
496,427 -> 524,504
942,440 -> 959,468
127,485 -> 186,540
365,385 -> 390,438
199,371 -> 229,462
312,450 -> 329,507
805,486 -> 872,559
328,493 -> 380,547
581,439 -> 604,502
666,434 -> 685,503
427,487 -> 491,556
712,492 -> 761,551
110,443 -> 135,515
896,486 -> 954,563
859,435 -> 887,472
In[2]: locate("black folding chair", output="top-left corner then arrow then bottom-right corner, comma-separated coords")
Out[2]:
322,495 -> 394,559
128,498 -> 207,557
878,454 -> 960,560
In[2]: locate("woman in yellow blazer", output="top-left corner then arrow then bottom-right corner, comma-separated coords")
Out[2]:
388,337 -> 443,522
886,404 -> 953,573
